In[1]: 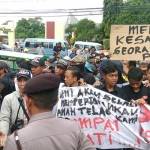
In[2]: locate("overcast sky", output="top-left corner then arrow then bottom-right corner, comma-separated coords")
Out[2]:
0,0 -> 103,24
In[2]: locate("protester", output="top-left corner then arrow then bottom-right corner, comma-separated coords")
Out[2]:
82,73 -> 96,85
35,44 -> 44,55
97,61 -> 122,98
44,56 -> 56,73
53,42 -> 63,53
0,69 -> 31,147
30,57 -> 46,76
122,61 -> 137,83
16,59 -> 31,71
60,47 -> 68,59
14,42 -> 20,52
0,61 -> 15,106
122,67 -> 150,105
139,61 -> 148,81
4,73 -> 95,150
69,46 -> 78,59
84,57 -> 97,74
55,59 -> 68,82
89,46 -> 96,55
69,54 -> 86,73
65,66 -> 81,87
95,61 -> 124,150
145,63 -> 150,85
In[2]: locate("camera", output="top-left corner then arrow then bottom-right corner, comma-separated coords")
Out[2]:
10,119 -> 24,133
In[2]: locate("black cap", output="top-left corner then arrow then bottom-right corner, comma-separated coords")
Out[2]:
24,73 -> 60,95
16,69 -> 31,80
30,57 -> 45,67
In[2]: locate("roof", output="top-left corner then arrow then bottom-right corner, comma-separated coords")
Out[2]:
24,38 -> 67,43
0,50 -> 43,60
74,41 -> 101,46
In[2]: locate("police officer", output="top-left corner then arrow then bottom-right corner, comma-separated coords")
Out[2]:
4,73 -> 95,150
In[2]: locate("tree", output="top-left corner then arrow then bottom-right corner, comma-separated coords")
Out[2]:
114,0 -> 150,24
100,0 -> 123,38
76,19 -> 96,41
101,0 -> 150,39
65,19 -> 101,44
65,24 -> 77,45
15,18 -> 45,39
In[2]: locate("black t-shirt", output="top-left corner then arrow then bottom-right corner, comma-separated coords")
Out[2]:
96,84 -> 123,98
121,84 -> 150,104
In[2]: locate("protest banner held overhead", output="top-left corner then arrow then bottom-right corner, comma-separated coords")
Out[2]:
57,84 -> 150,149
110,25 -> 150,61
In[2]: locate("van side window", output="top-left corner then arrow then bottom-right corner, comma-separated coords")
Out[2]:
43,42 -> 49,48
49,42 -> 53,49
84,45 -> 89,49
35,43 -> 39,48
25,42 -> 30,48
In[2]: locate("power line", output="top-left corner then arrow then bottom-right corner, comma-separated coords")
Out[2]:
0,7 -> 103,13
0,10 -> 103,14
0,7 -> 103,17
0,13 -> 103,17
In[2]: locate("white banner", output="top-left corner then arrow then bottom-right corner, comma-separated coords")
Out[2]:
56,84 -> 150,149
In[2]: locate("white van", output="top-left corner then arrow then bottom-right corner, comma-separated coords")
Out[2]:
24,38 -> 69,56
74,41 -> 102,51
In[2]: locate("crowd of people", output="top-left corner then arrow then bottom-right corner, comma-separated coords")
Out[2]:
0,46 -> 149,150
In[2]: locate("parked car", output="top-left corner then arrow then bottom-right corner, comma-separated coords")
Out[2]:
73,41 -> 102,51
0,44 -> 12,51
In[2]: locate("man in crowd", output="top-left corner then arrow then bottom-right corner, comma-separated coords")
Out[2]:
35,44 -> 45,55
4,73 -> 95,150
0,69 -> 31,147
96,61 -> 124,150
139,61 -> 148,81
53,42 -> 63,53
53,42 -> 63,59
122,67 -> 150,105
0,61 -> 15,106
30,57 -> 46,76
65,66 -> 81,87
55,59 -> 68,82
97,61 -> 122,98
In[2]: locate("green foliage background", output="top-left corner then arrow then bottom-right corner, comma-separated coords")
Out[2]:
15,17 -> 45,39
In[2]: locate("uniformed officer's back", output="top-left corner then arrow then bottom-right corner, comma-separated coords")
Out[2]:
4,73 -> 95,150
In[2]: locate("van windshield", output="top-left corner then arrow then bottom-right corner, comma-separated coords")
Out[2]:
96,45 -> 102,50
75,44 -> 84,49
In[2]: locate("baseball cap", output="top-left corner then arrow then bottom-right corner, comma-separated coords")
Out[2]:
56,59 -> 68,70
16,69 -> 31,80
70,55 -> 86,64
30,57 -> 45,67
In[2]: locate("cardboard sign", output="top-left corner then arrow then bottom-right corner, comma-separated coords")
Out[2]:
110,25 -> 150,60
57,84 -> 150,149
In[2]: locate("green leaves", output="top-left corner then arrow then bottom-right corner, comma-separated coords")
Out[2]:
65,19 -> 101,44
101,0 -> 150,39
15,18 -> 45,39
